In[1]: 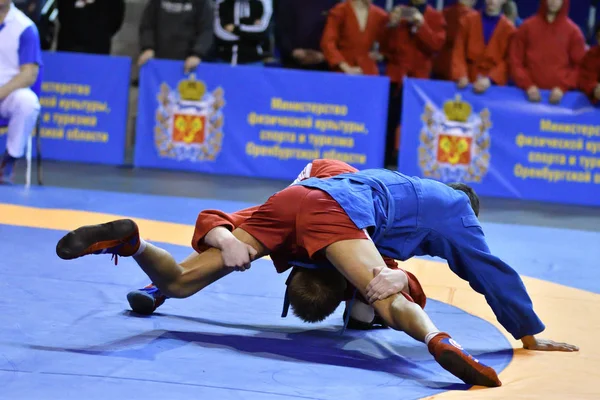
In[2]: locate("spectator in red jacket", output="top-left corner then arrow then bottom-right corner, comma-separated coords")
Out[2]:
452,0 -> 516,94
578,24 -> 600,104
509,0 -> 586,104
382,0 -> 446,166
320,0 -> 389,76
433,0 -> 476,81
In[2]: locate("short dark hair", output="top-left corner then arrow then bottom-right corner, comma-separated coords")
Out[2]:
287,267 -> 347,323
447,182 -> 480,217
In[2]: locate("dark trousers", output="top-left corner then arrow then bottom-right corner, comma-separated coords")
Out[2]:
385,82 -> 403,167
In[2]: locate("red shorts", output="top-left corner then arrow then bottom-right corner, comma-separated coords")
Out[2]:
238,185 -> 367,258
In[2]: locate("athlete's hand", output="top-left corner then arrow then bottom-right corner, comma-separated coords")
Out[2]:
184,55 -> 201,73
521,335 -> 579,352
527,86 -> 541,102
220,237 -> 257,271
594,84 -> 600,101
366,266 -> 409,303
473,76 -> 491,94
549,87 -> 564,104
457,76 -> 469,89
137,49 -> 155,67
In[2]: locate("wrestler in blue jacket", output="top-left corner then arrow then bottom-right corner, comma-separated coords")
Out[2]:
298,168 -> 544,343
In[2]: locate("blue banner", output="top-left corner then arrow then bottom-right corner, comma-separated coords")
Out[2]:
134,60 -> 388,180
0,52 -> 131,165
399,78 -> 600,207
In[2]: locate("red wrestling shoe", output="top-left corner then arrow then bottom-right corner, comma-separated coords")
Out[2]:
56,219 -> 141,264
428,333 -> 502,387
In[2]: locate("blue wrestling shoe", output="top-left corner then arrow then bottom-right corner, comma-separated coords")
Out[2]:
127,283 -> 167,315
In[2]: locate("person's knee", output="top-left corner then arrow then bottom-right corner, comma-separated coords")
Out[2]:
10,89 -> 40,116
287,267 -> 347,323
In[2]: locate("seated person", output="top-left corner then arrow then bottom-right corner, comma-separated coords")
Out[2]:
0,0 -> 42,184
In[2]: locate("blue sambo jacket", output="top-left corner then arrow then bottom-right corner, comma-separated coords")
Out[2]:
298,168 -> 545,340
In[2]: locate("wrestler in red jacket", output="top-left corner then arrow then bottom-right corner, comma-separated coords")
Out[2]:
384,0 -> 446,85
434,0 -> 476,81
381,0 -> 446,166
127,159 -> 426,330
320,0 -> 389,76
578,24 -> 600,105
452,0 -> 516,93
508,0 -> 586,104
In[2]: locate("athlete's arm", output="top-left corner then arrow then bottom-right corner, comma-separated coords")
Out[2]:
192,207 -> 258,252
447,221 -> 577,351
366,266 -> 408,302
204,226 -> 240,249
196,159 -> 358,268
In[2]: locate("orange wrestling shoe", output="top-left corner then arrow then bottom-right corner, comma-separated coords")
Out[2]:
428,332 -> 502,387
56,219 -> 141,264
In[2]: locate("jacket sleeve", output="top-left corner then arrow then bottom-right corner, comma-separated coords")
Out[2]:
487,27 -> 515,86
191,0 -> 215,57
414,11 -> 447,54
139,0 -> 158,51
508,25 -> 535,90
192,207 -> 260,253
578,49 -> 599,100
446,220 -> 546,340
232,0 -> 273,42
558,26 -> 587,92
320,5 -> 347,68
450,16 -> 468,81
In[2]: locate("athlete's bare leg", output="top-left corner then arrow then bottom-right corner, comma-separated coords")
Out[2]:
323,238 -> 501,387
56,220 -> 268,299
132,245 -> 233,298
140,228 -> 268,298
325,239 -> 437,341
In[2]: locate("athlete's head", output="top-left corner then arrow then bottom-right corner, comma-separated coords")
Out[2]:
447,182 -> 480,217
287,267 -> 347,323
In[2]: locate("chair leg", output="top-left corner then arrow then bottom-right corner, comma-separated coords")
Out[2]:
36,117 -> 42,185
25,133 -> 32,188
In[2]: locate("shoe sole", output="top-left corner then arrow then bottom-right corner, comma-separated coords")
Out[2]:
56,219 -> 138,260
127,291 -> 156,315
437,350 -> 501,387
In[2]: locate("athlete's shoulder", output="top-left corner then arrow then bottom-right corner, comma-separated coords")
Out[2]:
10,5 -> 35,29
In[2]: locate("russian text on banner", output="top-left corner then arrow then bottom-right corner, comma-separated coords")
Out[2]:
0,52 -> 131,165
399,78 -> 600,207
134,60 -> 389,180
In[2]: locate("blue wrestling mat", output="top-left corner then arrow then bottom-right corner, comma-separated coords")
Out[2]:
0,185 -> 597,400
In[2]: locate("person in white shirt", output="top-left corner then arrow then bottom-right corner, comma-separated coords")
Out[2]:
0,0 -> 42,184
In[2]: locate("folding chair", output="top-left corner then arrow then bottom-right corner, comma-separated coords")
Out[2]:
0,116 -> 43,187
